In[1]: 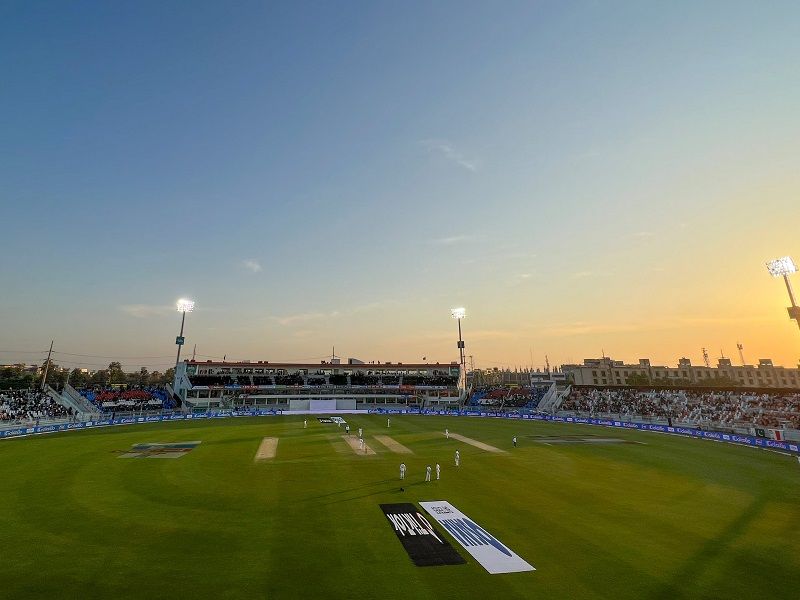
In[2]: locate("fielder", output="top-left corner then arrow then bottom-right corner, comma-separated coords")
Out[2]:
513,436 -> 517,448
436,463 -> 441,480
425,465 -> 432,482
400,462 -> 406,480
345,424 -> 350,435
303,419 -> 307,429
445,428 -> 449,439
387,418 -> 391,428
454,449 -> 460,467
358,427 -> 363,439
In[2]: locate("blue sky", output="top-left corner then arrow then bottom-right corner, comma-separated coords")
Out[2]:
2,1 -> 800,371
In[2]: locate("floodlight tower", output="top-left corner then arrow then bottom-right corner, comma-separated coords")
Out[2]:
766,256 -> 800,331
175,299 -> 195,370
451,307 -> 467,392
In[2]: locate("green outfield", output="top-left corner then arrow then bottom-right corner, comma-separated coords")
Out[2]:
1,415 -> 799,599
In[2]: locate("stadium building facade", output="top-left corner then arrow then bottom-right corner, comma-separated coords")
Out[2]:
174,359 -> 462,411
562,356 -> 800,389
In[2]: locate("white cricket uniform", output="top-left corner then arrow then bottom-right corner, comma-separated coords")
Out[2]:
303,420 -> 307,428
400,464 -> 406,480
445,429 -> 449,439
513,436 -> 517,447
455,450 -> 460,467
387,418 -> 391,428
358,428 -> 363,438
436,463 -> 440,480
425,466 -> 432,482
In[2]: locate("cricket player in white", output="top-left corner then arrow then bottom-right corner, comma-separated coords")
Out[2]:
425,465 -> 432,482
436,463 -> 441,480
359,437 -> 365,451
303,419 -> 307,429
358,427 -> 363,439
400,462 -> 406,480
454,450 -> 460,467
445,428 -> 449,439
513,436 -> 517,448
387,417 -> 391,428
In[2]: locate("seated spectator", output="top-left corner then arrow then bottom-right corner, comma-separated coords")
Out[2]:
0,389 -> 73,423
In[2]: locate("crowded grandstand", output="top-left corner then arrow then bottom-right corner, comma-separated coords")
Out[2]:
559,387 -> 800,432
0,389 -> 73,423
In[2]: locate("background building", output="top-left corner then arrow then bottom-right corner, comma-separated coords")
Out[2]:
561,357 -> 800,389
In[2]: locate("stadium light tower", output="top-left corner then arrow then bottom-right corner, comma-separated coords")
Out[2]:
175,299 -> 195,370
451,307 -> 467,390
766,256 -> 800,331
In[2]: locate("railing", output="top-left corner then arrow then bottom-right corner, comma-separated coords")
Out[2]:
63,383 -> 99,416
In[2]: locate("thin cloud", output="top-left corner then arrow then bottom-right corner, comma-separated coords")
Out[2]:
271,312 -> 327,326
119,304 -> 173,318
631,231 -> 655,239
272,301 -> 398,327
570,270 -> 595,279
512,273 -> 534,286
420,139 -> 479,172
242,259 -> 262,273
542,322 -> 642,337
542,314 -> 774,337
433,234 -> 485,246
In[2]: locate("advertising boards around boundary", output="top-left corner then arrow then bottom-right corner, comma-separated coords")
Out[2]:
1,411 -> 798,455
419,501 -> 535,574
380,503 -> 465,567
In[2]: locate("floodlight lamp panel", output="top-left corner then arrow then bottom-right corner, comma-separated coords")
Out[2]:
451,307 -> 466,320
177,299 -> 195,313
766,256 -> 797,277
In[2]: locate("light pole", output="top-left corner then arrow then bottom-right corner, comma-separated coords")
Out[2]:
175,299 -> 195,371
451,307 -> 467,393
766,257 -> 800,330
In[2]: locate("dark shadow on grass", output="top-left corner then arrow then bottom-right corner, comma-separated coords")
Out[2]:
323,481 -> 429,505
652,496 -> 768,599
302,478 -> 397,501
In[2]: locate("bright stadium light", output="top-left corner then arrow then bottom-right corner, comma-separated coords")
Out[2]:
766,256 -> 800,332
766,256 -> 798,278
177,298 -> 195,313
451,307 -> 466,320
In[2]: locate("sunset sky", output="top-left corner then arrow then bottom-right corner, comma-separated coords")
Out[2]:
2,1 -> 799,372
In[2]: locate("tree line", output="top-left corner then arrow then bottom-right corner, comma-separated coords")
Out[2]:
0,362 -> 175,391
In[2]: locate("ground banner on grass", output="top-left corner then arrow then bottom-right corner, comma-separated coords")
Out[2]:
119,441 -> 200,458
419,501 -> 534,574
380,503 -> 465,567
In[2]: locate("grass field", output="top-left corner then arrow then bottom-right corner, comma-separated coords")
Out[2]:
1,415 -> 799,599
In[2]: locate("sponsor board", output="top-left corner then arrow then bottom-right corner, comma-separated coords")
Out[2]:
330,416 -> 347,425
317,417 -> 333,423
119,441 -> 201,458
419,501 -> 534,574
380,504 -> 465,567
